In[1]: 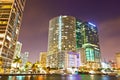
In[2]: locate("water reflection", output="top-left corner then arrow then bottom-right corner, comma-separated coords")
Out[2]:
8,76 -> 25,80
0,74 -> 120,80
66,74 -> 81,80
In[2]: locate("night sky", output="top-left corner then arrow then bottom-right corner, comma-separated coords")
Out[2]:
19,0 -> 120,63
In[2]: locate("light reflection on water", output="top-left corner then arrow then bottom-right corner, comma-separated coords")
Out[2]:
66,74 -> 81,80
8,76 -> 25,80
0,74 -> 120,80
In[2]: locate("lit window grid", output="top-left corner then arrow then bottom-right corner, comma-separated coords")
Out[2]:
48,16 -> 77,68
48,16 -> 76,54
0,0 -> 26,69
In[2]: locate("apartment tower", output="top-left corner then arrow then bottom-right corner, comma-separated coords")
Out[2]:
0,0 -> 26,69
48,16 -> 77,68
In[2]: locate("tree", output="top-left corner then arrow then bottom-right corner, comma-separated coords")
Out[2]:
24,61 -> 32,73
31,61 -> 41,73
31,63 -> 37,73
25,61 -> 32,69
13,56 -> 22,68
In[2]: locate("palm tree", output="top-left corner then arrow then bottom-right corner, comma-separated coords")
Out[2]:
25,61 -> 32,68
13,56 -> 22,68
31,61 -> 41,73
31,63 -> 37,73
25,61 -> 32,73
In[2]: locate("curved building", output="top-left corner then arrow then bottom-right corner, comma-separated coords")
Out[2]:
48,16 -> 76,54
48,16 -> 78,68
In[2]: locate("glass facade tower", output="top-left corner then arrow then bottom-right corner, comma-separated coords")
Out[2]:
0,0 -> 26,69
76,21 -> 101,68
48,16 -> 76,68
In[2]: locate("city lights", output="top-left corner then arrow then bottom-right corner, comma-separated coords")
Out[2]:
0,1 -> 120,79
88,22 -> 96,27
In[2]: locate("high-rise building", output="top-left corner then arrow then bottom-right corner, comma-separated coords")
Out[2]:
11,52 -> 29,68
116,53 -> 120,68
48,16 -> 76,54
21,52 -> 29,67
13,41 -> 22,58
76,21 -> 101,68
47,16 -> 78,69
11,41 -> 22,68
40,52 -> 47,68
48,15 -> 101,69
0,0 -> 26,69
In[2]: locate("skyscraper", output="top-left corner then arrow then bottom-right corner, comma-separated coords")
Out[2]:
116,53 -> 120,68
48,16 -> 77,68
21,52 -> 29,67
48,16 -> 76,53
40,52 -> 47,68
11,41 -> 22,68
13,41 -> 22,58
76,21 -> 101,68
0,0 -> 26,69
48,15 -> 101,69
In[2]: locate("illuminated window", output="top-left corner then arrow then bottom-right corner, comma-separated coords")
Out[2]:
0,21 -> 8,24
0,34 -> 5,37
63,45 -> 66,47
69,45 -> 71,48
7,35 -> 11,41
65,32 -> 68,34
65,36 -> 67,39
65,25 -> 69,28
0,41 -> 3,44
16,28 -> 19,34
53,38 -> 56,40
1,5 -> 12,9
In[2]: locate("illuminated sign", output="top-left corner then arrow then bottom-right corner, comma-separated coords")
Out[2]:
88,22 -> 96,27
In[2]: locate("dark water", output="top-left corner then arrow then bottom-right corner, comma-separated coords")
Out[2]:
0,74 -> 120,80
